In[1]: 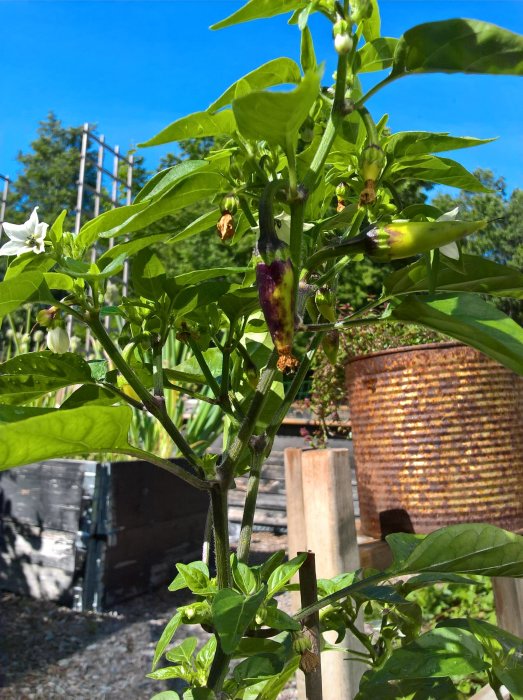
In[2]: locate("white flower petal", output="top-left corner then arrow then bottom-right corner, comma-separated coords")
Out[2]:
440,242 -> 460,260
0,240 -> 28,256
2,221 -> 31,242
26,207 -> 40,235
437,207 -> 460,222
35,221 -> 49,242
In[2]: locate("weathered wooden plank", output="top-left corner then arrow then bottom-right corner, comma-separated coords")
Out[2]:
492,577 -> 523,638
228,507 -> 288,528
0,460 -> 87,532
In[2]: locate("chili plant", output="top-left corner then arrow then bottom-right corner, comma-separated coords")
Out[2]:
1,1 -> 523,698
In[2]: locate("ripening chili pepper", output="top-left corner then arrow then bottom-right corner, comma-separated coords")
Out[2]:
322,329 -> 340,365
256,181 -> 298,372
363,218 -> 488,262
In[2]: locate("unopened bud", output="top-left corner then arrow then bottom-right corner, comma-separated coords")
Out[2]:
360,144 -> 386,183
315,288 -> 337,323
220,194 -> 239,215
47,326 -> 70,354
322,330 -> 340,365
334,31 -> 353,55
36,306 -> 58,328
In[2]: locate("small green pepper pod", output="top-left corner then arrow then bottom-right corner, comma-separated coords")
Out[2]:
322,330 -> 340,365
364,218 -> 488,262
315,288 -> 337,322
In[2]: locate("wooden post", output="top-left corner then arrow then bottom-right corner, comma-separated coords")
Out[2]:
285,448 -> 365,700
492,577 -> 523,637
298,551 -> 323,700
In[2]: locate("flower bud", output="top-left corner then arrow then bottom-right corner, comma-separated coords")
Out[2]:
352,0 -> 373,22
335,182 -> 349,212
360,144 -> 386,182
47,326 -> 70,354
220,194 -> 239,215
33,330 -> 44,343
333,19 -> 353,55
363,219 -> 488,262
36,306 -> 58,328
292,630 -> 313,655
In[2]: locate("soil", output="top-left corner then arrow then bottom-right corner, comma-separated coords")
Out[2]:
0,532 -> 297,700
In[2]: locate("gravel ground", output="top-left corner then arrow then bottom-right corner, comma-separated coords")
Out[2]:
0,533 -> 297,700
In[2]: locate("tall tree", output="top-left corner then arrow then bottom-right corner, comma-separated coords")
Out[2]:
433,169 -> 523,322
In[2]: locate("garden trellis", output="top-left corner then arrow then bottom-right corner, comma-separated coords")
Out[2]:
0,174 -> 9,225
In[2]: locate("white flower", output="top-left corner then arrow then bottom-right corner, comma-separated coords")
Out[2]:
437,207 -> 460,260
0,207 -> 48,256
47,327 -> 70,354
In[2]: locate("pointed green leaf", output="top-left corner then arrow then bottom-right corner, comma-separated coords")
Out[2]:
402,573 -> 479,594
355,37 -> 398,73
212,586 -> 266,654
370,627 -> 487,681
300,27 -> 317,73
389,155 -> 491,192
0,352 -> 93,405
393,19 -> 523,77
390,292 -> 523,375
0,405 -> 132,470
267,553 -> 307,598
165,637 -> 198,665
152,611 -> 183,670
385,254 -> 523,299
232,557 -> 258,595
440,618 -> 523,661
360,0 -> 381,42
384,132 -> 495,158
165,348 -> 223,385
0,272 -> 52,318
134,160 -> 208,204
60,384 -> 117,410
210,0 -> 307,31
208,57 -> 302,112
233,654 -> 285,684
389,524 -> 523,577
167,209 -> 218,244
263,605 -> 301,631
355,676 -> 465,699
150,692 -> 180,700
232,69 -> 322,150
139,110 -> 236,148
173,267 -> 249,288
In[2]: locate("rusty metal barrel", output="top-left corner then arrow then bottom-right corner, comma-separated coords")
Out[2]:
345,342 -> 523,538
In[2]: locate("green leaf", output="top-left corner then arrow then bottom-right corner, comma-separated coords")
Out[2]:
300,27 -> 317,73
0,406 -> 56,423
0,352 -> 93,405
389,155 -> 490,192
134,160 -> 208,204
150,692 -> 180,700
165,637 -> 198,665
196,636 -> 217,670
167,209 -> 218,245
43,272 -> 74,291
173,280 -> 232,318
173,562 -> 215,596
211,0 -> 307,30
139,110 -> 236,148
152,611 -> 183,670
235,637 -> 286,658
208,57 -> 302,112
147,666 -> 189,681
390,292 -> 523,376
78,164 -> 225,245
212,586 -> 266,654
393,19 -> 523,77
440,618 -> 523,661
173,267 -> 249,288
360,0 -> 381,42
98,232 -> 169,265
233,654 -> 285,684
370,627 -> 487,681
0,405 -> 132,470
384,131 -> 495,158
355,38 -> 398,73
255,656 -> 300,699
263,605 -> 301,631
60,384 -> 117,410
183,690 -> 217,700
0,272 -> 52,319
132,250 -> 166,301
401,573 -> 480,595
165,348 -> 223,386
267,553 -> 307,598
389,524 -> 523,577
385,255 -> 523,299
232,69 -> 322,150
259,550 -> 286,583
4,253 -> 55,280
355,676 -> 464,700
232,557 -> 258,595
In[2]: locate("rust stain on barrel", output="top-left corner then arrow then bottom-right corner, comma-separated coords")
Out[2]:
346,342 -> 523,538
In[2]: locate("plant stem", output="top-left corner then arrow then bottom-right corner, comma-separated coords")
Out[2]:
354,74 -> 398,107
188,337 -> 222,400
306,234 -> 367,271
237,445 -> 265,563
303,51 -> 349,194
295,572 -> 388,621
111,447 -> 209,490
210,483 -> 231,589
87,312 -> 202,470
202,503 -> 213,566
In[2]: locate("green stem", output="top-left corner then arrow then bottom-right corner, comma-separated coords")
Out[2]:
152,339 -> 164,398
355,105 -> 379,144
188,337 -> 222,400
218,350 -> 279,488
303,51 -> 349,193
210,483 -> 231,588
87,313 -> 202,470
111,447 -> 210,490
295,572 -> 388,621
237,446 -> 265,563
354,74 -> 399,108
306,233 -> 367,271
202,503 -> 213,566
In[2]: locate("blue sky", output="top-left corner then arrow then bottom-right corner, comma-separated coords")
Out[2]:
1,0 -> 523,195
